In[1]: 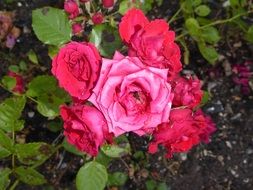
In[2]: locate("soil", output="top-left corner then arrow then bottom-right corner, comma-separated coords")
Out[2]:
0,0 -> 253,190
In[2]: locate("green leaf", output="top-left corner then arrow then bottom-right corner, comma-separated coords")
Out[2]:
27,50 -> 39,64
1,76 -> 16,91
101,136 -> 131,158
198,42 -> 219,64
8,65 -> 19,73
15,142 -> 54,166
200,91 -> 209,106
90,24 -> 123,57
246,25 -> 253,43
229,0 -> 239,7
19,61 -> 27,71
146,180 -> 157,190
0,168 -> 12,190
157,182 -> 168,190
137,0 -> 154,13
62,138 -> 84,156
101,144 -> 130,158
194,5 -> 211,17
0,129 -> 13,159
107,172 -> 128,186
32,7 -> 71,46
119,0 -> 135,15
76,161 -> 108,190
95,151 -> 112,167
185,18 -> 201,38
0,96 -> 26,132
48,45 -> 59,59
14,166 -> 46,185
201,26 -> 220,44
26,75 -> 70,118
192,0 -> 202,7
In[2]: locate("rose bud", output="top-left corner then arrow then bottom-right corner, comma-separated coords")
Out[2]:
64,0 -> 80,19
102,0 -> 114,8
91,12 -> 104,25
8,71 -> 25,94
72,23 -> 83,35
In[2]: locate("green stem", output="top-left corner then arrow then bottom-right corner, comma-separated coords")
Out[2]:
9,180 -> 19,190
31,143 -> 63,169
176,10 -> 253,41
168,6 -> 182,24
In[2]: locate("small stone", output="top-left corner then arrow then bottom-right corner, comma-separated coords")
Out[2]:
226,141 -> 232,149
243,178 -> 249,183
28,111 -> 35,118
230,169 -> 239,178
246,148 -> 253,155
233,42 -> 242,48
179,153 -> 187,161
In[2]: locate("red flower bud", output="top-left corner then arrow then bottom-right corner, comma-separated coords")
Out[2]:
72,23 -> 83,34
91,13 -> 104,25
80,0 -> 90,2
64,0 -> 79,19
102,0 -> 114,8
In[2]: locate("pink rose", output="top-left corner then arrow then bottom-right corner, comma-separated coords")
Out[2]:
8,71 -> 25,94
51,42 -> 101,100
60,104 -> 113,156
64,0 -> 79,19
89,52 -> 173,136
91,13 -> 104,25
149,109 -> 216,158
172,76 -> 203,108
119,9 -> 182,80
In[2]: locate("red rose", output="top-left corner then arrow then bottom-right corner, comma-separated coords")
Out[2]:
60,104 -> 113,156
8,71 -> 25,94
80,0 -> 90,2
89,52 -> 173,137
91,13 -> 104,25
64,0 -> 80,19
148,108 -> 216,158
119,9 -> 182,79
102,0 -> 114,8
194,109 -> 216,143
51,42 -> 101,100
172,76 -> 203,108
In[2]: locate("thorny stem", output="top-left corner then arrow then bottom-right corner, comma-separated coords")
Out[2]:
168,6 -> 182,24
176,10 -> 253,41
9,179 -> 19,190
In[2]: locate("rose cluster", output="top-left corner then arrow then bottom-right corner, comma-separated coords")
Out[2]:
52,9 -> 216,157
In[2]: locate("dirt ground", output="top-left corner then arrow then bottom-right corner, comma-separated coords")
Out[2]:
0,0 -> 253,190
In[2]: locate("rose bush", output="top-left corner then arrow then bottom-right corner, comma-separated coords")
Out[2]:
89,52 -> 174,136
52,42 -> 101,101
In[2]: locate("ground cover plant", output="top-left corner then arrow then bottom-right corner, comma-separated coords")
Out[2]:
0,0 -> 253,190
